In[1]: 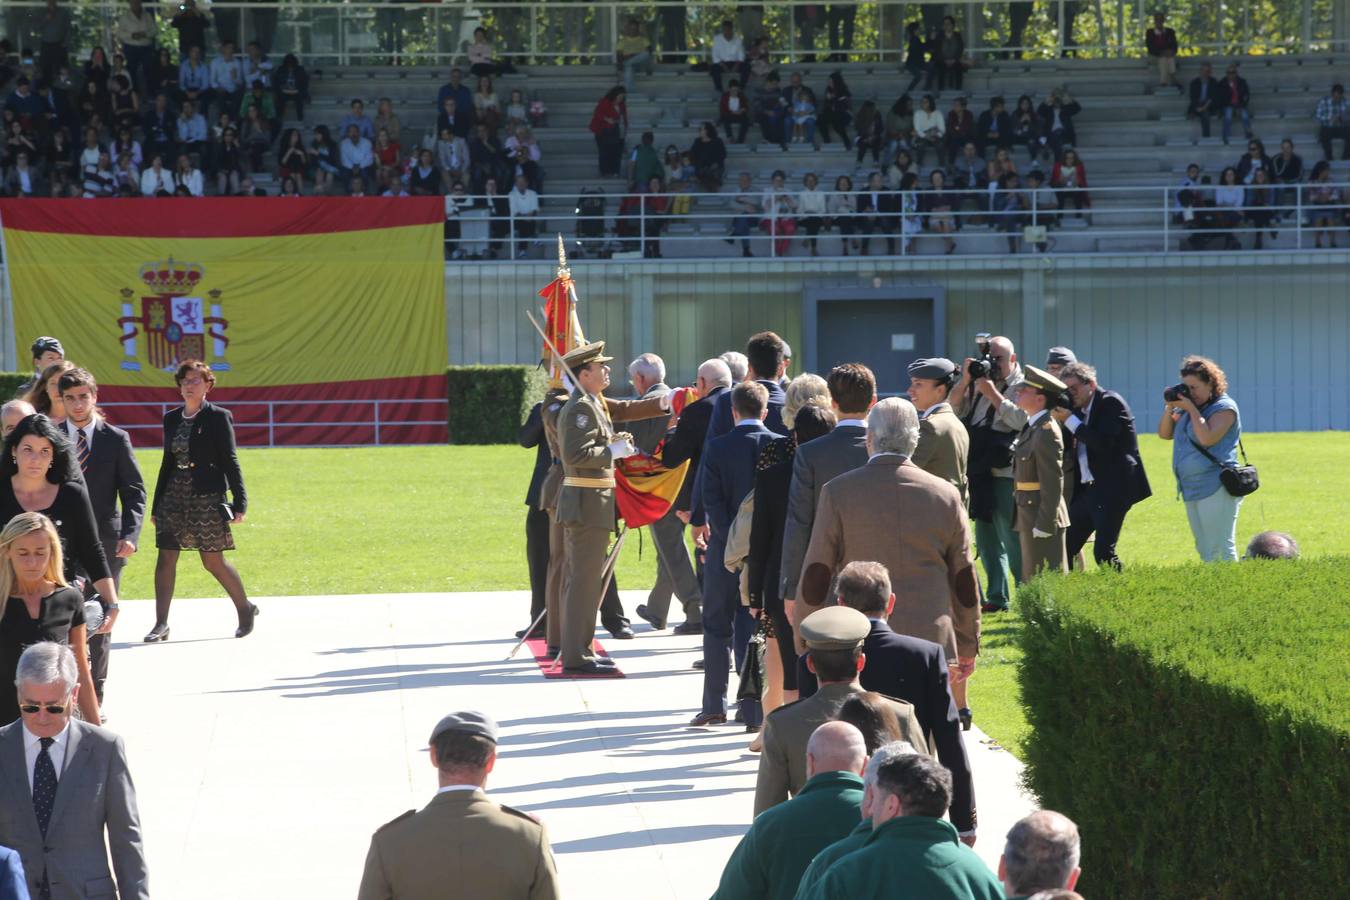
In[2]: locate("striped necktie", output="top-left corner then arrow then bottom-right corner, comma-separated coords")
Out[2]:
76,427 -> 91,473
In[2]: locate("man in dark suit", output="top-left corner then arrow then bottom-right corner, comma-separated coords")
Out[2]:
1187,62 -> 1220,139
1053,362 -> 1151,570
780,363 -> 874,629
516,398 -> 552,638
796,561 -> 977,844
692,382 -> 778,728
975,95 -> 1012,156
0,642 -> 149,900
57,369 -> 145,707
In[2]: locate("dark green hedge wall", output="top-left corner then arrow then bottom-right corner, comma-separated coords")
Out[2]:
446,365 -> 545,444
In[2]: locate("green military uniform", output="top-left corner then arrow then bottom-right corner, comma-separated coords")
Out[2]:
754,608 -> 928,816
794,821 -> 871,898
539,388 -> 570,651
1013,366 -> 1070,582
795,816 -> 1004,900
713,771 -> 864,900
913,402 -> 970,506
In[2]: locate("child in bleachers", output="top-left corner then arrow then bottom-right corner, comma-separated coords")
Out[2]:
792,87 -> 817,146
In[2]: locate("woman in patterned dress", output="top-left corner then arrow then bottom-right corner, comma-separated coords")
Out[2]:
144,361 -> 256,642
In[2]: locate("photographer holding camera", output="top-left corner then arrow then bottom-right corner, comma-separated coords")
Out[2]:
953,335 -> 1027,612
1157,355 -> 1244,562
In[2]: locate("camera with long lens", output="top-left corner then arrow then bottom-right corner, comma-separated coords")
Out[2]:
1052,389 -> 1076,411
1163,382 -> 1191,403
967,332 -> 994,379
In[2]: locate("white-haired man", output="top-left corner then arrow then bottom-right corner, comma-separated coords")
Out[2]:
0,642 -> 148,899
0,399 -> 37,440
796,398 -> 982,686
1000,811 -> 1082,898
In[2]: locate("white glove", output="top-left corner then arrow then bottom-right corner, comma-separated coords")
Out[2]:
1032,527 -> 1053,539
658,391 -> 673,412
607,438 -> 635,460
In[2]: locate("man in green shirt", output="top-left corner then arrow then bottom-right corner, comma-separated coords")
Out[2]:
797,754 -> 1003,900
712,721 -> 866,900
999,811 -> 1082,898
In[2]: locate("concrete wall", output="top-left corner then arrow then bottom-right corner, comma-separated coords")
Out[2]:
446,253 -> 1350,433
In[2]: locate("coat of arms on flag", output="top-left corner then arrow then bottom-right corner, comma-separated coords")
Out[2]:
116,258 -> 231,372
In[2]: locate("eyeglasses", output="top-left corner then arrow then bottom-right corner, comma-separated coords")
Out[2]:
20,702 -> 67,715
180,378 -> 205,387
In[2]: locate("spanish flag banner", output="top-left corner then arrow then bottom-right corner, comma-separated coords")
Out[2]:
0,198 -> 447,445
614,386 -> 700,527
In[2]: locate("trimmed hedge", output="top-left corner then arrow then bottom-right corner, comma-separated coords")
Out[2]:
1017,563 -> 1350,899
0,372 -> 29,401
446,365 -> 545,444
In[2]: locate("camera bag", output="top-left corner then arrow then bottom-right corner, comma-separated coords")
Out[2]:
1189,437 -> 1259,497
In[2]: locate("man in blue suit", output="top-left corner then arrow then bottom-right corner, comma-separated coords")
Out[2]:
692,382 -> 779,728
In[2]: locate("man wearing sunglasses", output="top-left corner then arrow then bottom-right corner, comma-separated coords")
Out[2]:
0,642 -> 148,900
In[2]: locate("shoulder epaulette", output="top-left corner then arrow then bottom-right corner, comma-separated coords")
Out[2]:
376,809 -> 415,833
499,803 -> 542,825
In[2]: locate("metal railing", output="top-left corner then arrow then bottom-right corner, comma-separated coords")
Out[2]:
99,397 -> 447,446
435,181 -> 1350,258
0,0 -> 1342,69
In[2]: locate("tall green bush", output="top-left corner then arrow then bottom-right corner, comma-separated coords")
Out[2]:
446,365 -> 545,444
0,372 -> 29,400
1017,563 -> 1350,899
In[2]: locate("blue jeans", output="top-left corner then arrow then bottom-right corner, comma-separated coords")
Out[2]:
1222,106 -> 1251,142
974,477 -> 1022,604
621,50 -> 652,93
1185,488 -> 1242,562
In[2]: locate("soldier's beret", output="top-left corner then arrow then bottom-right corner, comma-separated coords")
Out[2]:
1045,346 -> 1077,367
799,606 -> 871,651
907,357 -> 958,382
428,710 -> 499,745
562,341 -> 613,370
1022,365 -> 1068,394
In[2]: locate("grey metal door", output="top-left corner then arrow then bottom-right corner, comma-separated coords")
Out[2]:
814,293 -> 940,395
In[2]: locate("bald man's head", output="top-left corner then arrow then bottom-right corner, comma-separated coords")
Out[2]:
989,336 -> 1016,381
1001,810 -> 1082,896
805,721 -> 868,780
0,400 -> 36,438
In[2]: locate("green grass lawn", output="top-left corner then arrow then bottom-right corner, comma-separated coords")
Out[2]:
121,432 -> 1348,752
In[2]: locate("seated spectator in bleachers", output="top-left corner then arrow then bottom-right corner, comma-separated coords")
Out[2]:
820,72 -> 852,147
1271,138 -> 1303,198
922,167 -> 958,254
590,86 -> 628,177
885,149 -> 918,189
1037,88 -> 1080,161
691,123 -> 726,191
827,175 -> 859,254
616,181 -> 643,251
721,80 -> 751,144
77,79 -> 111,135
85,46 -> 112,94
912,94 -> 945,168
616,19 -> 653,94
1051,148 -> 1090,220
210,40 -> 244,120
111,125 -> 141,168
884,95 -> 914,164
1187,62 -> 1220,139
436,68 -> 475,132
273,54 -> 309,122
473,77 -> 501,136
468,27 -> 514,78
4,120 -> 39,170
241,106 -> 270,172
747,36 -> 773,82
481,176 -> 510,258
444,181 -> 470,258
950,141 -> 983,195
310,124 -> 338,193
1235,138 -> 1271,184
176,99 -> 206,158
1243,530 -> 1299,559
761,169 -> 798,256
727,171 -> 760,257
628,130 -> 663,189
78,126 -> 102,172
1145,12 -> 1181,91
505,124 -> 542,191
277,128 -> 308,189
508,172 -> 540,258
1219,63 -> 1252,145
373,126 -> 401,170
109,74 -> 140,133
242,40 -> 271,89
505,89 -> 528,132
1314,83 -> 1350,160
853,99 -> 883,165
4,150 -> 45,196
5,76 -> 43,130
976,95 -> 1011,156
113,150 -> 140,195
347,175 -> 367,197
409,148 -> 440,196
142,92 -> 175,163
993,146 -> 1019,179
466,122 -> 500,190
1246,168 -> 1277,248
82,148 -> 116,197
1305,160 -> 1341,248
147,47 -> 179,101
339,123 -> 375,188
380,167 -> 408,196
898,171 -> 923,253
1173,162 -> 1202,221
1213,166 -> 1244,228
44,128 -> 77,192
799,172 -> 827,256
856,170 -> 892,256
980,159 -> 1004,223
207,109 -> 237,174
1010,94 -> 1040,162
1024,168 -> 1057,249
279,175 -> 301,196
215,126 -> 245,193
945,97 -> 977,162
792,86 -> 818,146
755,72 -> 790,151
998,171 -> 1028,253
140,152 -> 172,195
339,98 -> 375,142
240,81 -> 276,132
639,175 -> 669,258
667,148 -> 696,213
711,20 -> 749,93
933,16 -> 965,91
179,45 -> 210,113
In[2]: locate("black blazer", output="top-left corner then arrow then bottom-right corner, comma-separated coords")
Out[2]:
797,619 -> 975,833
152,400 -> 247,516
0,480 -> 112,584
1189,75 -> 1220,111
1217,76 -> 1251,110
661,386 -> 721,512
517,402 -> 549,508
68,419 -> 146,546
746,460 -> 791,615
1070,388 -> 1151,507
976,109 -> 1011,140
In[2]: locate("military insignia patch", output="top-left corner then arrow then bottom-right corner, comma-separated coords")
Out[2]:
576,414 -> 590,428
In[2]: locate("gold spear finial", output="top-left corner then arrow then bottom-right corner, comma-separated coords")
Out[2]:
556,234 -> 570,280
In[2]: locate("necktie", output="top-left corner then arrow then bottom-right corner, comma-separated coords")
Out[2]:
76,428 -> 90,473
33,736 -> 58,836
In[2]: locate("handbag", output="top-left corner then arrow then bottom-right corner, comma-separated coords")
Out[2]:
1189,437 -> 1259,497
735,624 -> 767,703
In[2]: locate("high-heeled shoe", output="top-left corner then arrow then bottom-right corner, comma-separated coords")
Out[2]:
235,604 -> 260,638
143,623 -> 170,643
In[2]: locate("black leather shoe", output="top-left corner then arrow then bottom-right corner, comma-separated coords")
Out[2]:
563,661 -> 616,676
592,656 -> 618,667
673,621 -> 703,635
545,645 -> 560,660
958,707 -> 973,731
692,658 -> 705,670
143,623 -> 170,643
635,605 -> 666,630
689,711 -> 727,726
607,625 -> 636,640
515,625 -> 546,639
745,724 -> 761,734
733,708 -> 745,724
235,604 -> 260,639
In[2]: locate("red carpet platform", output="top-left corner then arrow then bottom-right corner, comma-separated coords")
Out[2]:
526,638 -> 625,679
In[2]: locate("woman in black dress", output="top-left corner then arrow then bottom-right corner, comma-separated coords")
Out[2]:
0,511 -> 100,725
147,361 -> 256,642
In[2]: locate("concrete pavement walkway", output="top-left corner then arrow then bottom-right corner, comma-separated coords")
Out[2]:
101,591 -> 1036,899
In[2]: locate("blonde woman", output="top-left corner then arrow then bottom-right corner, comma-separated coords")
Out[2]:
0,512 -> 101,725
